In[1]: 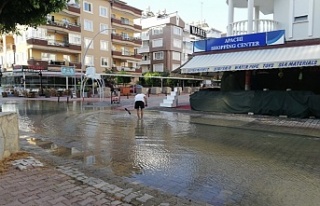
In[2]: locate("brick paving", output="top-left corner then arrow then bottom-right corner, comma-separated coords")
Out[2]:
1,94 -> 320,206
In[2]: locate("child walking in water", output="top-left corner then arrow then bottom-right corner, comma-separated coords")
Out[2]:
134,91 -> 147,119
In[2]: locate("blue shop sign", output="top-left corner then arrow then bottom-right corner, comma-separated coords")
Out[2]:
193,30 -> 285,52
207,32 -> 266,51
61,66 -> 75,76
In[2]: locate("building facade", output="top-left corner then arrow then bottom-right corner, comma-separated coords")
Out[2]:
227,0 -> 320,40
111,0 -> 142,74
0,0 -> 142,90
137,11 -> 194,74
181,0 -> 320,118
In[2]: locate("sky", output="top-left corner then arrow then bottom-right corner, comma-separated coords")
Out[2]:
124,0 -> 261,33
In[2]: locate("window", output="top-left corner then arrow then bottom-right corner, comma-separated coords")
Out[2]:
63,55 -> 70,62
100,23 -> 109,34
84,38 -> 93,49
121,47 -> 130,55
153,63 -> 164,72
172,64 -> 181,70
85,55 -> 94,66
26,28 -> 46,39
41,53 -> 56,61
84,19 -> 93,31
121,17 -> 130,25
122,32 -> 129,40
184,42 -> 193,50
172,51 -> 181,61
152,27 -> 163,35
69,34 -> 81,45
83,1 -> 92,13
152,38 -> 163,47
173,26 -> 182,36
100,6 -> 108,17
294,15 -> 308,22
153,51 -> 164,60
173,38 -> 182,48
293,0 -> 309,19
101,57 -> 109,67
100,40 -> 108,51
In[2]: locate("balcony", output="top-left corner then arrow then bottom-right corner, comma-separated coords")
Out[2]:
111,18 -> 142,32
140,59 -> 151,65
229,19 -> 280,36
27,59 -> 81,69
45,19 -> 81,33
112,50 -> 142,60
112,66 -> 141,73
111,33 -> 142,46
27,38 -> 81,52
112,1 -> 142,17
66,4 -> 80,14
137,47 -> 150,53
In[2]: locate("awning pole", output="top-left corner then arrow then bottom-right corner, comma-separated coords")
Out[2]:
245,70 -> 251,91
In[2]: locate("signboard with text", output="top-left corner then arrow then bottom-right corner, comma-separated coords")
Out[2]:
193,30 -> 285,52
61,66 -> 75,76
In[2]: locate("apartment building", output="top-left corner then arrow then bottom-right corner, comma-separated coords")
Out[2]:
0,0 -> 142,89
136,11 -> 191,74
111,0 -> 142,74
0,1 -> 82,89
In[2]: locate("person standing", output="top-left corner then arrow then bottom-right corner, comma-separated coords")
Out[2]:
134,91 -> 147,119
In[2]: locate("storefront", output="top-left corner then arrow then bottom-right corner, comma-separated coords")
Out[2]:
180,31 -> 320,118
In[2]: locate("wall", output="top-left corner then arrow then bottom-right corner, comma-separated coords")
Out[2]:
0,112 -> 20,161
274,0 -> 320,40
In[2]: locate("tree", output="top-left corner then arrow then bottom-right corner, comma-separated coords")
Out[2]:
116,71 -> 131,86
0,0 -> 69,34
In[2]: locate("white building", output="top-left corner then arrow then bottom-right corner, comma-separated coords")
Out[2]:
181,0 -> 320,89
227,0 -> 320,40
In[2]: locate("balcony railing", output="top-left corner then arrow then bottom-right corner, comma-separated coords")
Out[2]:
111,33 -> 142,45
112,50 -> 142,59
26,38 -> 81,51
111,18 -> 142,30
27,59 -> 81,69
137,47 -> 150,53
112,1 -> 142,17
46,19 -> 81,32
66,4 -> 80,14
229,19 -> 280,36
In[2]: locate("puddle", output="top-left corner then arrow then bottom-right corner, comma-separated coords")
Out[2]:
27,138 -> 85,162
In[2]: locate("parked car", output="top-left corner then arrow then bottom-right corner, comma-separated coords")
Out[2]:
129,84 -> 143,93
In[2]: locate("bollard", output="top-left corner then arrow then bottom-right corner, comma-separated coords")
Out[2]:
67,96 -> 69,103
127,93 -> 129,99
58,96 -> 60,103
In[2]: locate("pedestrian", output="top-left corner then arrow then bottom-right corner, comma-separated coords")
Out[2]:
134,91 -> 147,119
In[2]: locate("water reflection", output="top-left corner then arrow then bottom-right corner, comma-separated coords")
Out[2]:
1,99 -> 320,205
135,119 -> 146,139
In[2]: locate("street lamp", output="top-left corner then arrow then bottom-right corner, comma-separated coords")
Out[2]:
38,70 -> 44,96
80,28 -> 114,97
0,68 -> 2,87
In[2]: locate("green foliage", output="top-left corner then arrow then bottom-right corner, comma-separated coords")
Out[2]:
116,71 -> 131,85
0,0 -> 69,34
143,72 -> 161,86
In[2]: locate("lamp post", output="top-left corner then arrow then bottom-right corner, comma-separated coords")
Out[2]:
0,68 -> 2,87
80,28 -> 114,97
38,70 -> 44,96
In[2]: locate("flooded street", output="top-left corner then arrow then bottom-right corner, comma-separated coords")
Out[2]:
2,99 -> 320,206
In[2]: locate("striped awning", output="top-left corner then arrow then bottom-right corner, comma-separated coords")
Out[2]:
181,45 -> 320,74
